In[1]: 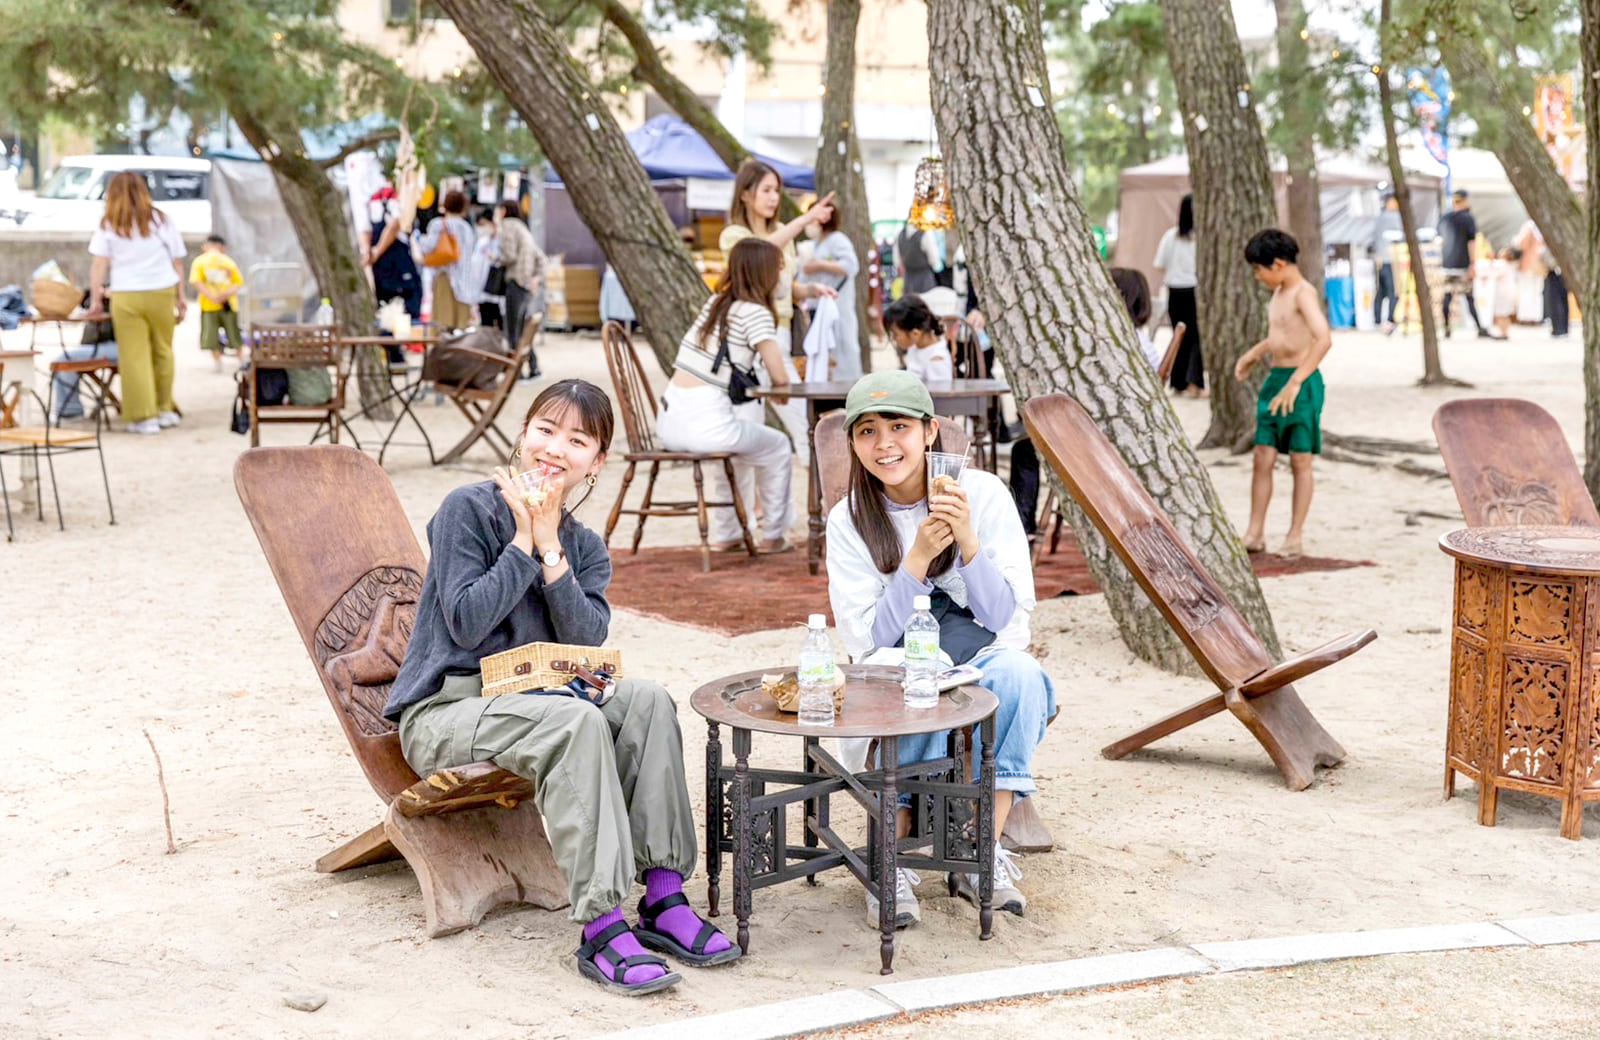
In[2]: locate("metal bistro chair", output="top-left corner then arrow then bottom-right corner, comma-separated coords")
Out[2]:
247,324 -> 359,448
0,374 -> 115,541
599,321 -> 757,572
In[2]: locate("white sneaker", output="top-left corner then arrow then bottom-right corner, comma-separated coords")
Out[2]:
954,843 -> 1026,916
864,867 -> 921,930
157,411 -> 181,428
126,418 -> 161,435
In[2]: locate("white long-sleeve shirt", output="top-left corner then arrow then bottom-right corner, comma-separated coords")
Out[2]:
825,468 -> 1035,664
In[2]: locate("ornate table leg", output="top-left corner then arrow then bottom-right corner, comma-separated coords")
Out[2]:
979,715 -> 996,941
803,735 -> 820,885
879,735 -> 899,975
705,721 -> 723,917
733,727 -> 753,955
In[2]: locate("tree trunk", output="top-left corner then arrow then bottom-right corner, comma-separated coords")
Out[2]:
1438,32 -> 1588,303
1271,0 -> 1324,295
927,0 -> 1281,669
437,0 -> 707,372
1377,1 -> 1446,386
815,0 -> 874,375
1161,0 -> 1277,452
1580,0 -> 1600,499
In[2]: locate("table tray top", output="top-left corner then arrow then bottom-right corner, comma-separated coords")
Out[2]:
690,664 -> 997,737
1440,525 -> 1600,576
748,378 -> 1009,399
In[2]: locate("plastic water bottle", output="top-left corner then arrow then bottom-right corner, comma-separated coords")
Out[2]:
314,297 -> 334,326
797,614 -> 837,726
903,595 -> 940,709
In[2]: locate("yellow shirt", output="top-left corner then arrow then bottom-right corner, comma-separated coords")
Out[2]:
719,224 -> 796,328
189,252 -> 242,313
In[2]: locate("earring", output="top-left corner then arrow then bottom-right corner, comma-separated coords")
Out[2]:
510,448 -> 522,468
585,473 -> 598,488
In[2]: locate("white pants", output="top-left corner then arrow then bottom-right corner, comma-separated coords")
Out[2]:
769,326 -> 810,452
657,382 -> 795,542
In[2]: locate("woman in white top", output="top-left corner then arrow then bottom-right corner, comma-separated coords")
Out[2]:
1153,193 -> 1204,395
89,172 -> 187,434
798,207 -> 862,380
825,370 -> 1055,928
655,238 -> 796,553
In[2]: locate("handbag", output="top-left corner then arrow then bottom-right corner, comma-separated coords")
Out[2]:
423,223 -> 460,268
480,641 -> 624,705
710,334 -> 760,405
484,263 -> 507,297
230,376 -> 250,435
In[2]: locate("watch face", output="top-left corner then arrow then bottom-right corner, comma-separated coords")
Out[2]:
542,550 -> 562,566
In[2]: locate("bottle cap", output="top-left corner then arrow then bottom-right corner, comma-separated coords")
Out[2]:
913,595 -> 931,610
320,296 -> 331,304
808,613 -> 827,628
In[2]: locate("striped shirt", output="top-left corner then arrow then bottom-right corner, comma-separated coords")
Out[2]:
672,299 -> 777,389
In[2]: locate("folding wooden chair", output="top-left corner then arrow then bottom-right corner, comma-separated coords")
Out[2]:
234,445 -> 566,936
1432,398 -> 1599,527
1024,393 -> 1375,790
429,315 -> 538,465
599,320 -> 757,572
248,324 -> 359,448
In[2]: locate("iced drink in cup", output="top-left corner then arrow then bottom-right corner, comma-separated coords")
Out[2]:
512,464 -> 556,511
926,451 -> 967,500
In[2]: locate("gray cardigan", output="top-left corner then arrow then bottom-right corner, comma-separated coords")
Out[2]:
384,481 -> 611,721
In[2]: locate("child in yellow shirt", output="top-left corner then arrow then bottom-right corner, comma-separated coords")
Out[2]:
189,235 -> 242,371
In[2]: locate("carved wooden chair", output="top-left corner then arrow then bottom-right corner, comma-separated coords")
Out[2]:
247,324 -> 359,448
599,320 -> 757,572
233,444 -> 566,937
1432,399 -> 1600,527
1024,393 -> 1376,791
427,313 -> 539,465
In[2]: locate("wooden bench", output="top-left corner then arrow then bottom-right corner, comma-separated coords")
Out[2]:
1432,398 -> 1600,527
234,444 -> 566,936
1024,393 -> 1374,790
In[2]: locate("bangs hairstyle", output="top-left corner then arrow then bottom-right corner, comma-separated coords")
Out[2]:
846,412 -> 960,578
1109,267 -> 1151,326
728,160 -> 781,232
1244,228 -> 1299,267
520,379 -> 615,513
881,294 -> 942,337
698,238 -> 782,350
102,171 -> 163,238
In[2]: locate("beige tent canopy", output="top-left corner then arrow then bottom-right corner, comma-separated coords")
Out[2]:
1112,154 -> 1443,293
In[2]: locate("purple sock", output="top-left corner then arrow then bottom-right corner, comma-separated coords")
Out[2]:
643,868 -> 731,955
582,906 -> 665,985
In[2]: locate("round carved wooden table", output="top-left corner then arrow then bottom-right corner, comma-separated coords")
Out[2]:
1440,526 -> 1600,839
690,664 -> 998,974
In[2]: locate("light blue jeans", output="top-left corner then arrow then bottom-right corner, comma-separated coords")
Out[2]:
49,341 -> 118,419
893,645 -> 1056,794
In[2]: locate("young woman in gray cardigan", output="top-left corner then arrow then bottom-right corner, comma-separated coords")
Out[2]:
384,379 -> 737,995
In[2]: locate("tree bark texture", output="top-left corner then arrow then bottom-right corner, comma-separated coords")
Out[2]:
1438,32 -> 1588,303
927,0 -> 1281,670
1580,0 -> 1600,499
1377,3 -> 1444,385
814,0 -> 874,375
1161,0 -> 1278,452
438,0 -> 707,372
1271,0 -> 1324,294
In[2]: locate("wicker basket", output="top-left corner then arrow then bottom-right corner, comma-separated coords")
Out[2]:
480,641 -> 624,696
31,279 -> 81,320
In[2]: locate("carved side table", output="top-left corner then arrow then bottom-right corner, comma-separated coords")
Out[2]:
690,664 -> 998,974
1440,526 -> 1600,839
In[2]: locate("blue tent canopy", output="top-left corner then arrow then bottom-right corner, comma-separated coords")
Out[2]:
544,114 -> 815,191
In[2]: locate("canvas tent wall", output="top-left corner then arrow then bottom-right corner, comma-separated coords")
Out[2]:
1113,154 -> 1442,293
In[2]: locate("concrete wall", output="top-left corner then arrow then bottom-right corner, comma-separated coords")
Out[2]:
0,230 -> 211,303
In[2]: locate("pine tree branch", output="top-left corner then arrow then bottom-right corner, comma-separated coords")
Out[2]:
316,129 -> 401,169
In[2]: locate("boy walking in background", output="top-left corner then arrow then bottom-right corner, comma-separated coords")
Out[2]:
1234,229 -> 1332,558
189,234 -> 243,372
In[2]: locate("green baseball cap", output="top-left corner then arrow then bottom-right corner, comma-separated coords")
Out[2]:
844,370 -> 936,428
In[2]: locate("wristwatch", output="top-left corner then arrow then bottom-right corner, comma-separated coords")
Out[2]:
536,546 -> 565,568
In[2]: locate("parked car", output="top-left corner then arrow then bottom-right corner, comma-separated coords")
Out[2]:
1,155 -> 212,235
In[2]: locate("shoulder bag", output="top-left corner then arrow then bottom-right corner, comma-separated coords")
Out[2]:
710,333 -> 760,405
423,223 -> 460,268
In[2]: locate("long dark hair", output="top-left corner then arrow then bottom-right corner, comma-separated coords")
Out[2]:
846,414 -> 959,577
698,238 -> 781,350
1109,267 -> 1151,326
881,294 -> 942,338
1177,194 -> 1194,239
518,378 -> 614,513
728,160 -> 781,233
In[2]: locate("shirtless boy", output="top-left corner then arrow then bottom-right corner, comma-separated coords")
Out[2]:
1234,229 -> 1332,558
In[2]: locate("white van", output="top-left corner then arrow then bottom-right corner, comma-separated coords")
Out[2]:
5,155 -> 212,235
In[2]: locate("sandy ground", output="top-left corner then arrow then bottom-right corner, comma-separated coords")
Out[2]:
5,315 -> 1599,1039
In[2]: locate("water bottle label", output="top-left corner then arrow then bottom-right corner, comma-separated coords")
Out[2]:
905,633 -> 939,660
799,659 -> 835,684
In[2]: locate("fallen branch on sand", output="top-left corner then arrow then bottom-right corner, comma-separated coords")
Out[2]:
143,728 -> 177,855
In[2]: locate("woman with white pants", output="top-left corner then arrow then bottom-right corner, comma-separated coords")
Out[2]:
656,238 -> 796,553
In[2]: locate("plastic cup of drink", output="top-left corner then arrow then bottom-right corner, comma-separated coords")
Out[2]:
926,451 -> 967,499
512,465 -> 555,510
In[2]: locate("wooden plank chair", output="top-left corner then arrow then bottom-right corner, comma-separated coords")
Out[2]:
940,315 -> 998,471
248,324 -> 359,448
233,445 -> 566,936
429,314 -> 539,465
1024,393 -> 1376,790
1432,398 -> 1600,527
599,320 -> 758,572
814,409 -> 1053,851
0,380 -> 115,541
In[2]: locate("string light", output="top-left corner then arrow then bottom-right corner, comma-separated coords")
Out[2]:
816,83 -> 826,96
1151,104 -> 1163,117
1371,64 -> 1382,75
1106,103 -> 1119,116
1298,28 -> 1309,40
1331,48 -> 1340,58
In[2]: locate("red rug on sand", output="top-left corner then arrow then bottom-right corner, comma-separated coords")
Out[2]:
608,533 -> 1373,637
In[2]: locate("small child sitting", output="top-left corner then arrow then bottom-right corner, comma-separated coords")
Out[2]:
1108,267 -> 1163,371
883,294 -> 953,384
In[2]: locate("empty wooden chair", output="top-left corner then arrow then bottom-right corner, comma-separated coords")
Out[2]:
1024,393 -> 1375,791
0,381 -> 114,541
234,444 -> 566,936
426,315 -> 539,465
1432,398 -> 1599,527
248,324 -> 358,448
599,320 -> 757,572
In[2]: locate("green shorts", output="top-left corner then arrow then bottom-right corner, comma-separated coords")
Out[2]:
1255,368 -> 1323,455
200,307 -> 241,353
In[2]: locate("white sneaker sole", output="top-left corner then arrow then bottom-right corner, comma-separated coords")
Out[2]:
952,873 -> 1026,917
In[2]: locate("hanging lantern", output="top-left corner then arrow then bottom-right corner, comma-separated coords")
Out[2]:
908,156 -> 955,230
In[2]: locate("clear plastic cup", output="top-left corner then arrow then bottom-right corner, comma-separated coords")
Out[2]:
926,451 -> 967,500
512,465 -> 555,511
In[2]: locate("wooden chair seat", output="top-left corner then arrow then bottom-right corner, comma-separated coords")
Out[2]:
0,382 -> 116,540
235,445 -> 567,937
1432,398 -> 1599,527
0,426 -> 98,446
600,320 -> 758,571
